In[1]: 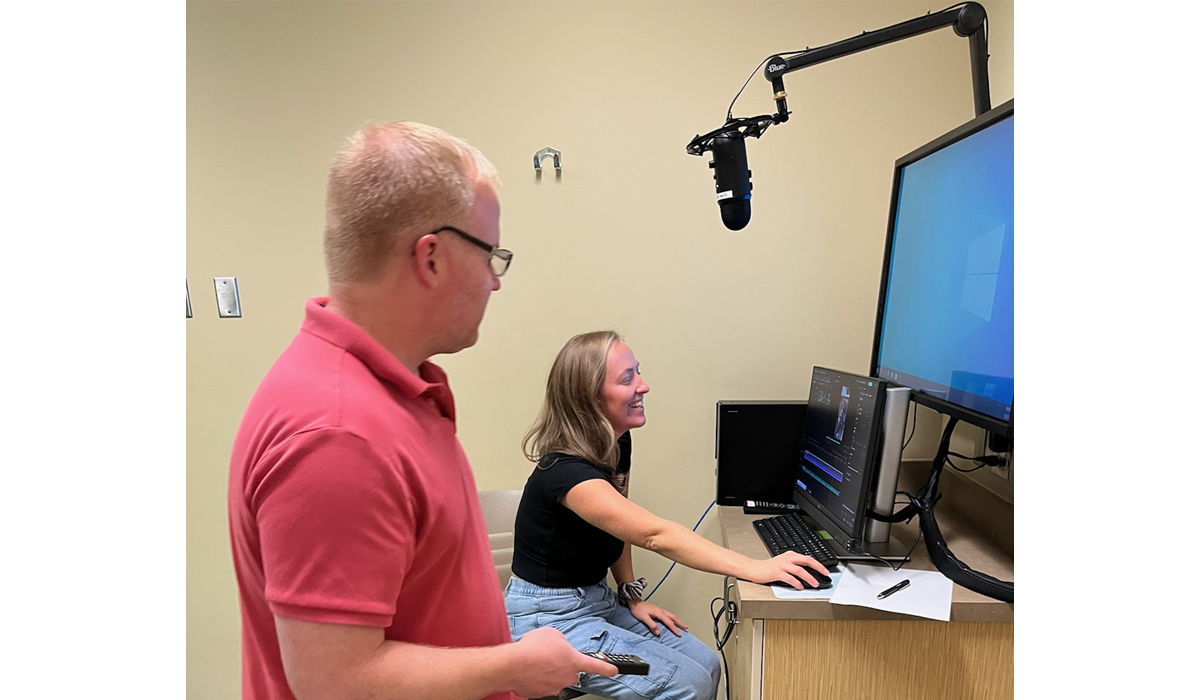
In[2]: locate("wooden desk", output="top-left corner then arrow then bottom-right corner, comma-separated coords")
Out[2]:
719,484 -> 1013,700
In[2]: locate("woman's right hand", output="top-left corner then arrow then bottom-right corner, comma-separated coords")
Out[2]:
744,552 -> 830,589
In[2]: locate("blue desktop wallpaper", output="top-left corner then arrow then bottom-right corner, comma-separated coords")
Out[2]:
877,115 -> 1014,421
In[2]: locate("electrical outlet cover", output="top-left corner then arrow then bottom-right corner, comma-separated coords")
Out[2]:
214,276 -> 242,318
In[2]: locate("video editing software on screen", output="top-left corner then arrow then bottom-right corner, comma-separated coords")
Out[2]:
795,368 -> 883,537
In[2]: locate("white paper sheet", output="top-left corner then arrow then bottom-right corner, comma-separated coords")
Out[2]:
828,563 -> 953,621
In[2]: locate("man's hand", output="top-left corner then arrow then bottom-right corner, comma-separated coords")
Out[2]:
625,600 -> 687,637
508,627 -> 617,699
745,552 -> 829,589
275,616 -> 616,700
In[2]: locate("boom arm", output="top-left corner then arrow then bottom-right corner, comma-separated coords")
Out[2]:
764,2 -> 990,124
686,3 -> 991,158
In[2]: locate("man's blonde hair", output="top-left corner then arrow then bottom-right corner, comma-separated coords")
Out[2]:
523,331 -> 627,486
323,122 -> 499,284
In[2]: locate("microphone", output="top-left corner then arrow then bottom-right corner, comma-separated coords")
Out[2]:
688,115 -> 774,230
709,131 -> 753,230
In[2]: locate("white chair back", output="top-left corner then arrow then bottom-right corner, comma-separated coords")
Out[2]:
478,488 -> 523,589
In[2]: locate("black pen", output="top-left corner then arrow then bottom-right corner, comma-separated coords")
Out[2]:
877,579 -> 910,599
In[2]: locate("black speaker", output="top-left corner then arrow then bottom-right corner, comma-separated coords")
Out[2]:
715,401 -> 807,506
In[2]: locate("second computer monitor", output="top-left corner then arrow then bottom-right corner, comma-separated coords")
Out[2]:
793,366 -> 887,549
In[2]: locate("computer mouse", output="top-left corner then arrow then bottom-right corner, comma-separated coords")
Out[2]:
770,565 -> 833,590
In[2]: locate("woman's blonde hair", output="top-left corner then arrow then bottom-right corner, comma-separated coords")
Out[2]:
523,331 -> 625,481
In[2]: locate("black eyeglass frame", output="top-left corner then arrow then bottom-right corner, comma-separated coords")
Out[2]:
429,225 -> 513,277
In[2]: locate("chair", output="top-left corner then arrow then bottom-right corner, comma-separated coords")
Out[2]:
478,488 -> 589,700
478,488 -> 523,589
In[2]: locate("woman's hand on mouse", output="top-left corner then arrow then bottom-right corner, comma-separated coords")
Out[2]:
746,553 -> 828,588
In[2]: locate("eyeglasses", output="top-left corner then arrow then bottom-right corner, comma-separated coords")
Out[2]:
429,226 -> 513,277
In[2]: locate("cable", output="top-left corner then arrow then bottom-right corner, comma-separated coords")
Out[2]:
725,51 -> 805,121
902,402 -> 918,450
859,526 -> 925,572
726,56 -> 772,122
710,597 -> 733,700
947,450 -> 1004,466
644,499 -> 716,601
710,595 -> 735,649
859,494 -> 925,571
710,578 -> 738,700
946,456 -> 987,473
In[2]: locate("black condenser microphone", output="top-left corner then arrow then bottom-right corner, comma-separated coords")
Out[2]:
709,132 -> 753,230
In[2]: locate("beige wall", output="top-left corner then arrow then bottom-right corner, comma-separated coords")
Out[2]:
187,1 -> 1014,697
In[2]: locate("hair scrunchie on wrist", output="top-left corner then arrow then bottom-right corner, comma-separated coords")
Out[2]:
617,577 -> 647,606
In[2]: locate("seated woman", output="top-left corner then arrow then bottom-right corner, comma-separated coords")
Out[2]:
505,331 -> 829,700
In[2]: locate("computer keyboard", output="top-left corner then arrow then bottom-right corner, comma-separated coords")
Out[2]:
752,512 -> 840,568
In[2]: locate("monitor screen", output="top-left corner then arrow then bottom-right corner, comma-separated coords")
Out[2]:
872,100 -> 1014,436
792,367 -> 887,544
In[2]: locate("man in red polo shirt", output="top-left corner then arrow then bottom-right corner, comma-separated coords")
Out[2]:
228,122 -> 615,700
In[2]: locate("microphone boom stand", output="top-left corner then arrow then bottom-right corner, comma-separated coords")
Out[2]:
686,2 -> 991,155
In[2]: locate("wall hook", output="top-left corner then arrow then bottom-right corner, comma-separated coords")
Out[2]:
533,146 -> 562,174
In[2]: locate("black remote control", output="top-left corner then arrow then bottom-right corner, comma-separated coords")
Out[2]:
584,651 -> 650,675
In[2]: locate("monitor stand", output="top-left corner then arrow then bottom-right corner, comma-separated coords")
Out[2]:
828,535 -> 912,562
834,384 -> 913,562
863,386 -> 911,546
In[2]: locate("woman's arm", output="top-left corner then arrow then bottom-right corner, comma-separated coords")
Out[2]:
610,538 -> 687,636
609,471 -> 635,583
606,474 -> 687,636
611,540 -> 635,585
564,479 -> 827,588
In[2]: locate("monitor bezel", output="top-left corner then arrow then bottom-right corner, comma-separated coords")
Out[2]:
869,99 -> 1015,439
791,366 -> 889,548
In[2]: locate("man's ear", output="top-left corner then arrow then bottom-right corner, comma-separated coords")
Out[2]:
411,233 -> 442,289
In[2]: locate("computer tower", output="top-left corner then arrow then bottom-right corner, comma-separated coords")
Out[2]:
715,401 -> 807,506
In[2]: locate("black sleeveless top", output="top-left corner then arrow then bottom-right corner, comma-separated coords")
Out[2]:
511,432 -> 632,588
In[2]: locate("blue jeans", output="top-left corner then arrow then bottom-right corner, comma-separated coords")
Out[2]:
505,576 -> 721,700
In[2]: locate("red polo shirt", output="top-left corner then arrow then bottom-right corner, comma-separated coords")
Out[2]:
228,297 -> 514,700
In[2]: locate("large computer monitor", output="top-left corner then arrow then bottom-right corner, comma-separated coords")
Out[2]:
792,367 -> 888,552
871,99 -> 1015,438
